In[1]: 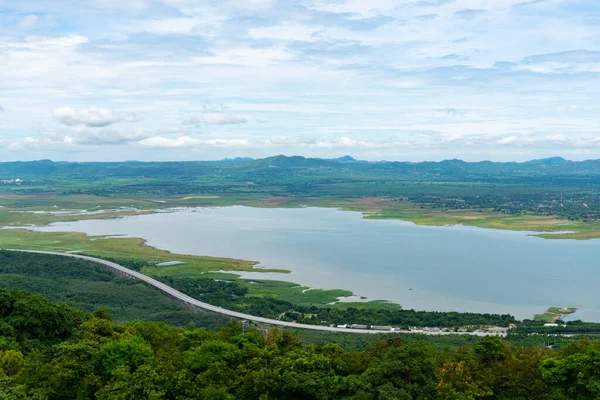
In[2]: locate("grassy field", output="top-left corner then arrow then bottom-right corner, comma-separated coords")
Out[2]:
0,228 -> 264,272
236,279 -> 353,306
310,198 -> 599,240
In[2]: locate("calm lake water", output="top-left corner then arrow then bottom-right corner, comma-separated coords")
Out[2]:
31,206 -> 600,320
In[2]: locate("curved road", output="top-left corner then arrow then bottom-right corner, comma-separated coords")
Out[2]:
6,249 -> 505,336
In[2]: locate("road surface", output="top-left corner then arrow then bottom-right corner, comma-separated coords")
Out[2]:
5,249 -> 506,336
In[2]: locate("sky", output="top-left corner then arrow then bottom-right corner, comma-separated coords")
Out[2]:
0,0 -> 599,162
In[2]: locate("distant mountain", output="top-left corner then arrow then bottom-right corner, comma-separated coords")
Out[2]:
333,155 -> 357,163
523,157 -> 570,165
220,157 -> 254,163
1,156 -> 600,183
246,155 -> 334,168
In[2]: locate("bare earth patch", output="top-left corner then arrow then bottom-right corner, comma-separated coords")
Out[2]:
432,211 -> 488,220
522,219 -> 562,226
255,196 -> 294,206
353,197 -> 391,205
0,194 -> 38,199
180,196 -> 222,200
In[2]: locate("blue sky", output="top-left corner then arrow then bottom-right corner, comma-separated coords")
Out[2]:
0,0 -> 599,161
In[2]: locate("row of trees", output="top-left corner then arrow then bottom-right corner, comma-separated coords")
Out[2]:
1,288 -> 600,399
157,276 -> 516,328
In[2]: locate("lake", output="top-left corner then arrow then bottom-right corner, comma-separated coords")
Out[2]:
31,206 -> 600,320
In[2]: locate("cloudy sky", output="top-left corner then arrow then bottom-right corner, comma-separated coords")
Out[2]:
0,0 -> 599,162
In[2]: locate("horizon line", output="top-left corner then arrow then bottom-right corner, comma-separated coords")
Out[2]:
0,155 -> 585,164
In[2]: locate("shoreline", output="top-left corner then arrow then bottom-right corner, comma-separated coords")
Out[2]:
1,202 -> 596,320
1,193 -> 598,240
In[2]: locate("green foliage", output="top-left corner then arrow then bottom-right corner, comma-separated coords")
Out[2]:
0,290 -> 86,350
0,250 -> 229,330
100,337 -> 154,375
1,289 -> 599,399
473,336 -> 505,363
540,340 -> 600,399
0,350 -> 23,378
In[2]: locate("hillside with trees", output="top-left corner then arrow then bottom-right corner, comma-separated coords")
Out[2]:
1,288 -> 600,399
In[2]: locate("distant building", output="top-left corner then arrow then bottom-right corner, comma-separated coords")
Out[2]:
486,327 -> 509,333
372,326 -> 393,331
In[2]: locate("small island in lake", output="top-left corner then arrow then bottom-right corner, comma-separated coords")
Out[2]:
535,307 -> 578,323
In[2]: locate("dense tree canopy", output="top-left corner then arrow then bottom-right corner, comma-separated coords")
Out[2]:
0,288 -> 599,399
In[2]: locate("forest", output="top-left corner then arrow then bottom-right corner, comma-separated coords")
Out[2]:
0,251 -> 230,330
1,288 -> 600,399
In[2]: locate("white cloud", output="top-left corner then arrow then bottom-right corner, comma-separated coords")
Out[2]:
315,137 -> 359,148
7,142 -> 23,151
46,127 -> 148,145
139,135 -> 411,150
23,137 -> 39,144
311,137 -> 410,149
556,105 -> 577,112
248,24 -> 322,42
6,34 -> 88,50
454,9 -> 486,20
193,47 -> 294,67
132,18 -> 205,35
157,127 -> 182,134
515,61 -> 572,74
203,113 -> 247,125
92,0 -> 150,11
53,107 -> 141,127
546,134 -> 569,143
138,136 -> 199,148
246,0 -> 276,7
182,117 -> 202,126
497,136 -> 518,144
307,0 -> 403,17
181,113 -> 247,126
139,136 -> 250,148
385,80 -> 424,89
1,0 -> 600,161
19,14 -> 40,28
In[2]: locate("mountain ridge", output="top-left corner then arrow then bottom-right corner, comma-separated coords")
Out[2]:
1,155 -> 599,180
